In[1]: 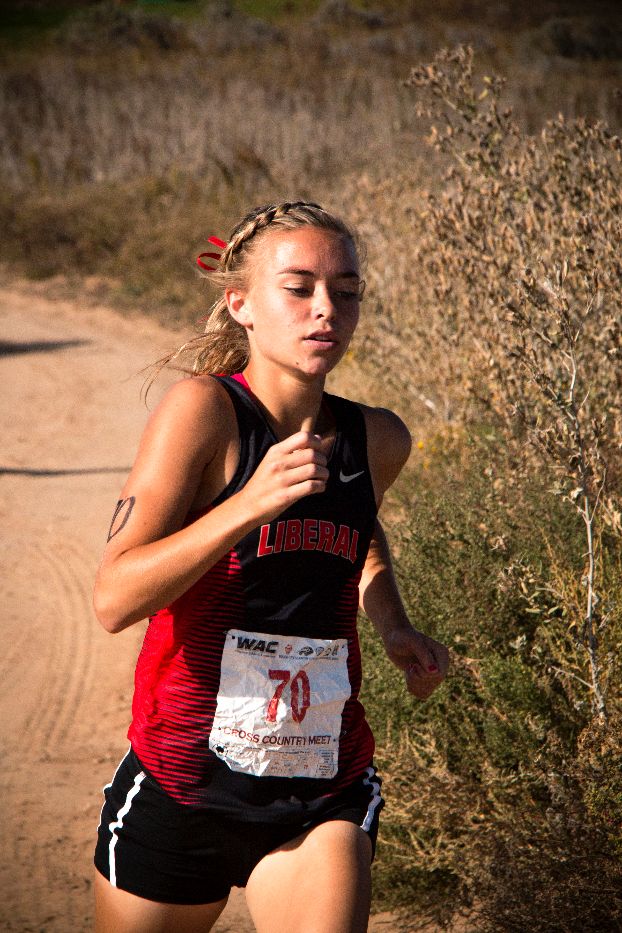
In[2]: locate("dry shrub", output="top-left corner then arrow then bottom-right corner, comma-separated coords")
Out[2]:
398,46 -> 621,715
353,47 -> 621,433
355,47 -> 622,930
2,7 -> 620,197
0,30 -> 419,314
530,15 -> 622,61
56,1 -> 288,55
361,449 -> 622,930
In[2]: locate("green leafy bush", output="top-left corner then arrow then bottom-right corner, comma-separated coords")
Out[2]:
362,446 -> 622,930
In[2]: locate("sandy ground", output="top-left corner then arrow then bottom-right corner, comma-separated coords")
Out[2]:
0,284 -> 402,933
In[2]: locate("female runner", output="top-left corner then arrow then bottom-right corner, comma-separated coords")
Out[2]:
93,201 -> 449,933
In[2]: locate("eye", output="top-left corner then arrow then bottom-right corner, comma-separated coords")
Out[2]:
285,286 -> 311,297
333,279 -> 365,302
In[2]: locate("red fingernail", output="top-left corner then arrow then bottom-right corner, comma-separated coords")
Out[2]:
428,664 -> 439,673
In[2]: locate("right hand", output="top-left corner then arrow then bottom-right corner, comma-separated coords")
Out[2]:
240,430 -> 329,523
383,625 -> 450,700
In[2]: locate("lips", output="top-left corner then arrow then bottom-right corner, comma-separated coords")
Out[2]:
305,330 -> 339,344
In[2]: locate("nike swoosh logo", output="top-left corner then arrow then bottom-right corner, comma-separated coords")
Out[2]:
339,469 -> 364,483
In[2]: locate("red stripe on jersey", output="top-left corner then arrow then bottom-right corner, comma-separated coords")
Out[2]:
128,549 -> 245,799
331,572 -> 375,794
128,551 -> 374,806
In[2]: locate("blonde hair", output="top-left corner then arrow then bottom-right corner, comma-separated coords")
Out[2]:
151,201 -> 362,383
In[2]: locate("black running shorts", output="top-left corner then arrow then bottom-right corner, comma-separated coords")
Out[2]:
94,749 -> 383,905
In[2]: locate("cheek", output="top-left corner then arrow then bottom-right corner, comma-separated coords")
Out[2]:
346,308 -> 360,334
253,308 -> 298,345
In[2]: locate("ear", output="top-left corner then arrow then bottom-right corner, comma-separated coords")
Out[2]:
225,287 -> 253,329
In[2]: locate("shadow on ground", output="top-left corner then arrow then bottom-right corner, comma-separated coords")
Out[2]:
0,466 -> 130,476
0,339 -> 90,356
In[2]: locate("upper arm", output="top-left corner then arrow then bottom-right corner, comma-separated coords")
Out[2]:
361,405 -> 412,506
100,376 -> 232,563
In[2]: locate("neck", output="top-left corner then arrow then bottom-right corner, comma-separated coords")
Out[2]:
243,359 -> 327,439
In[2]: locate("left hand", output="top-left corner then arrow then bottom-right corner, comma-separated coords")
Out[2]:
383,626 -> 450,699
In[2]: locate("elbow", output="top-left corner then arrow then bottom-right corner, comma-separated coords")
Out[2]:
93,582 -> 136,634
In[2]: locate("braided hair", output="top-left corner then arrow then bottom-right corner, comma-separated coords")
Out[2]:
152,201 -> 360,382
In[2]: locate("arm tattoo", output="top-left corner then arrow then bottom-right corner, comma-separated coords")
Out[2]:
107,496 -> 136,541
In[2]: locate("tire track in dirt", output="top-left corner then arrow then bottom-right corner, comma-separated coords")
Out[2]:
0,289 -> 182,933
1,539 -> 64,760
0,626 -> 30,691
13,548 -> 69,760
0,533 -> 45,930
3,536 -> 97,762
0,543 -> 32,696
37,538 -> 97,755
0,535 -> 98,933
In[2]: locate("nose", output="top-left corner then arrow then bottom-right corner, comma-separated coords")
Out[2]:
312,283 -> 337,319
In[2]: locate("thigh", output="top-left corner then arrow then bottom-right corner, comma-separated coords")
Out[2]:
245,819 -> 373,933
94,870 -> 227,933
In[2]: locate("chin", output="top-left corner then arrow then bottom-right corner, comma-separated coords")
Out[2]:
304,347 -> 348,375
296,358 -> 341,380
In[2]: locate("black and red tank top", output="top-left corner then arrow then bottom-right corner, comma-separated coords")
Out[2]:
128,374 -> 378,820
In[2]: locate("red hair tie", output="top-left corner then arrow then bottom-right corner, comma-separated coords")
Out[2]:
197,236 -> 227,271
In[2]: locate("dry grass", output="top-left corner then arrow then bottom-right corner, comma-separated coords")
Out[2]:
0,54 -> 413,192
2,3 -> 621,194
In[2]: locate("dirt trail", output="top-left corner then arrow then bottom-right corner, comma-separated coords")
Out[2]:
0,284 -> 399,932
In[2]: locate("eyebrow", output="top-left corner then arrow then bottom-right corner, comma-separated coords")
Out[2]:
277,268 -> 360,279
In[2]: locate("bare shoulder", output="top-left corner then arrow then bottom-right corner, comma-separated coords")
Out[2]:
101,375 -> 237,554
148,374 -> 231,427
357,403 -> 412,499
359,403 -> 412,466
141,375 -> 234,453
133,374 -> 239,496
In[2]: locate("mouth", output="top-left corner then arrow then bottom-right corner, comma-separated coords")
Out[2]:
305,331 -> 339,346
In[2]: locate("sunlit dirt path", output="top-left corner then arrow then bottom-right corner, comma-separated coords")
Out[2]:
0,284 -> 400,933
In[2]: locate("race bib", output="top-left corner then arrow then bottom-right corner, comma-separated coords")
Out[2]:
209,629 -> 350,779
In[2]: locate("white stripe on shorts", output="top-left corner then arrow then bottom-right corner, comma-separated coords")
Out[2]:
97,746 -> 131,833
360,766 -> 383,833
108,768 -> 146,887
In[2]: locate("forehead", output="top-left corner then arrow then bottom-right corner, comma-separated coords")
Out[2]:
252,226 -> 359,277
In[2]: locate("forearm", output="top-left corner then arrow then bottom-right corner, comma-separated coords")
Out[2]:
359,520 -> 414,645
94,487 -> 262,633
360,520 -> 448,694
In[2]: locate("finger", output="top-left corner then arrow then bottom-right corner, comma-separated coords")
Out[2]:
407,662 -> 444,683
300,414 -> 315,433
288,477 -> 328,498
406,680 -> 438,700
419,640 -> 450,677
274,430 -> 324,455
390,629 -> 440,675
405,667 -> 444,698
284,447 -> 328,471
405,656 -> 428,678
412,636 -> 441,675
284,463 -> 330,486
